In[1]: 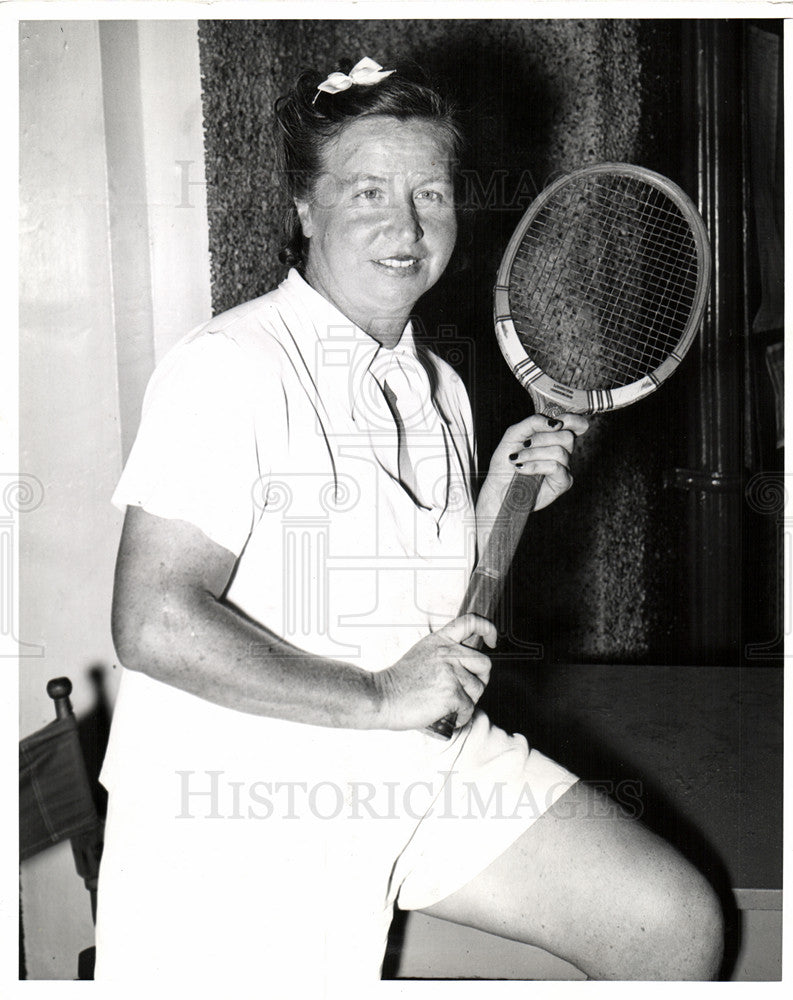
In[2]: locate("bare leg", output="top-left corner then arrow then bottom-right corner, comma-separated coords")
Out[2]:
420,782 -> 724,981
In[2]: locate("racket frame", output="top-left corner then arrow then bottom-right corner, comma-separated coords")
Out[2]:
493,163 -> 712,415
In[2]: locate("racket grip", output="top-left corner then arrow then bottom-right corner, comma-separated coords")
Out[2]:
425,713 -> 457,740
424,471 -> 543,741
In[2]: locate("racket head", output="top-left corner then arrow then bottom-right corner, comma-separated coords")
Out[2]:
494,163 -> 711,414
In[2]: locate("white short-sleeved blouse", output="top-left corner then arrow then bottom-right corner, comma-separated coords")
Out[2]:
95,270 -> 577,988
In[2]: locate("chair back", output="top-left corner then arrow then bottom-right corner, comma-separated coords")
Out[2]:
19,677 -> 104,978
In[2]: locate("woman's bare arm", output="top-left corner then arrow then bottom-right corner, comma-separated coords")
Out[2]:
112,506 -> 495,731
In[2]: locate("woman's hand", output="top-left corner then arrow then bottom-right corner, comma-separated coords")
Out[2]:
372,614 -> 497,732
478,413 -> 590,521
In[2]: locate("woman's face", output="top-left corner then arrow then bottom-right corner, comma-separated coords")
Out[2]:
296,115 -> 457,343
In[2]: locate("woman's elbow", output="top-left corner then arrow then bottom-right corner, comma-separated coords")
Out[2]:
111,588 -> 158,674
111,576 -> 209,680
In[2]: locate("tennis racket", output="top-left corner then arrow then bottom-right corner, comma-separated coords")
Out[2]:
428,163 -> 711,739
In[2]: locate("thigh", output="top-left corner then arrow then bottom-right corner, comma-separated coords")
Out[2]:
420,781 -> 723,981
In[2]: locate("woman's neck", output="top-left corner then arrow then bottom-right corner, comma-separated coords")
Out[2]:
302,264 -> 409,349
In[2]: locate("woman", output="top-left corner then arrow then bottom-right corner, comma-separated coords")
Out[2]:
95,58 -> 723,986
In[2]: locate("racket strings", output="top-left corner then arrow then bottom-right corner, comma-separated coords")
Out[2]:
532,185 -> 696,332
514,184 -> 697,385
511,259 -> 683,384
512,243 -> 697,358
508,174 -> 701,390
519,211 -> 699,302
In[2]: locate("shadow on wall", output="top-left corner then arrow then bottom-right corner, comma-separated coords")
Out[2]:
76,664 -> 113,820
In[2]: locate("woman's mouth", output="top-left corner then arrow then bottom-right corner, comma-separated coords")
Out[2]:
373,257 -> 421,273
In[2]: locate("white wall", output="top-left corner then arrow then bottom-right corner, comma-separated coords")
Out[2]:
18,19 -> 211,979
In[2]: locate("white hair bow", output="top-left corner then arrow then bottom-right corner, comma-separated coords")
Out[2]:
314,57 -> 395,103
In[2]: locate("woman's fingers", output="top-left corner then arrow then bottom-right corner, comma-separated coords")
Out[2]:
436,612 -> 497,651
502,413 -> 590,444
494,415 -> 588,470
553,413 -> 590,436
434,615 -> 495,725
452,664 -> 486,705
375,614 -> 497,732
489,413 -> 589,511
509,443 -> 573,468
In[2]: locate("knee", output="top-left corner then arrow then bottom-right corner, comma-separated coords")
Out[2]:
652,866 -> 725,980
686,875 -> 725,979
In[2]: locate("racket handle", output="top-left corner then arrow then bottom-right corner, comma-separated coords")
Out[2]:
425,471 -> 543,740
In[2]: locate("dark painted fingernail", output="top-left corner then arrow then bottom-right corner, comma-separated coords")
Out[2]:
547,418 -> 562,428
509,452 -> 519,460
523,438 -> 532,447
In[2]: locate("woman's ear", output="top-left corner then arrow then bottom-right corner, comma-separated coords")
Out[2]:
294,199 -> 314,239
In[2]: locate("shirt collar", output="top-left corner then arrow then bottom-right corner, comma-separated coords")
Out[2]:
275,270 -> 459,525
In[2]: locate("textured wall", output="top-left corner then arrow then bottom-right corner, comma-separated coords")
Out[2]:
197,19 -> 691,664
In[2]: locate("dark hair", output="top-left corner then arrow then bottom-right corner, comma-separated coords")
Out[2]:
273,60 -> 465,269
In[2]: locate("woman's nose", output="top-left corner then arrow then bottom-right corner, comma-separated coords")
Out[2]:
387,198 -> 424,243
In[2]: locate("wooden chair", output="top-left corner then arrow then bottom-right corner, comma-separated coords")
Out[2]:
19,677 -> 104,980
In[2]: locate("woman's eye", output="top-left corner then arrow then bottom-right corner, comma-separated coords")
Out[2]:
357,188 -> 383,201
415,189 -> 443,203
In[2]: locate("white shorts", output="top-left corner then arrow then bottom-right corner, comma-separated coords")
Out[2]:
94,708 -> 577,992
